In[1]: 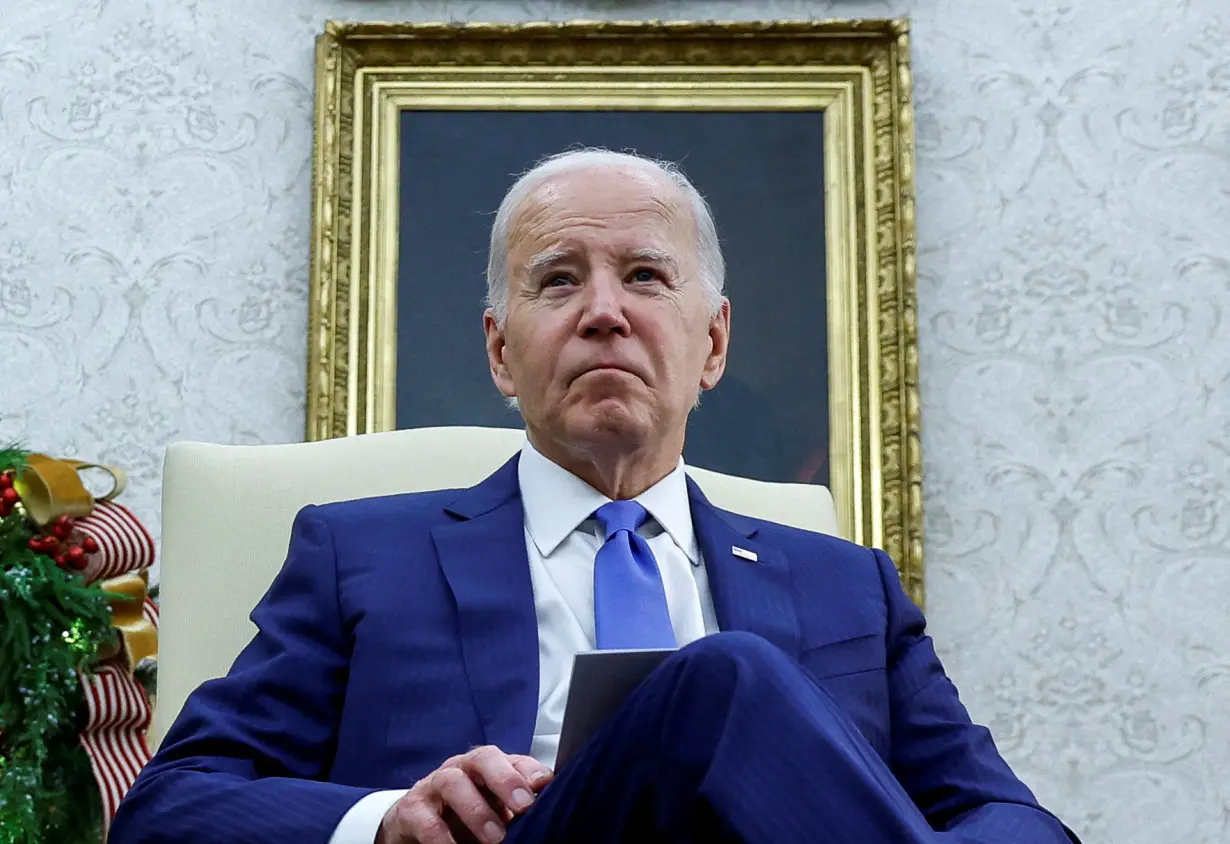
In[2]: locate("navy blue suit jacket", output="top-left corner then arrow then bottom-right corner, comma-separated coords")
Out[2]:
112,456 -> 1071,843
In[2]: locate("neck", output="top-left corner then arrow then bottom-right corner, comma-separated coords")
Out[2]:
526,427 -> 682,500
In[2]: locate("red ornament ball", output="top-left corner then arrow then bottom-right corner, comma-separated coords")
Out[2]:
54,553 -> 68,568
0,472 -> 12,489
0,488 -> 18,506
67,546 -> 88,569
28,536 -> 45,553
52,515 -> 73,540
82,536 -> 100,554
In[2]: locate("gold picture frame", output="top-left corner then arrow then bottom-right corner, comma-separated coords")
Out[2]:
307,19 -> 923,604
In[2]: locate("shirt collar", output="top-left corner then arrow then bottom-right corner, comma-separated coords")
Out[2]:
518,439 -> 699,564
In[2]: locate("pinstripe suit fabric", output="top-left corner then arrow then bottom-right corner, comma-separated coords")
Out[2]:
110,456 -> 1077,843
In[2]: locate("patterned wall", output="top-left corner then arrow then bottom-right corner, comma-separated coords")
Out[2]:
1,1 -> 1227,841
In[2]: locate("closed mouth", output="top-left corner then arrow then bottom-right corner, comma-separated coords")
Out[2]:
571,364 -> 639,385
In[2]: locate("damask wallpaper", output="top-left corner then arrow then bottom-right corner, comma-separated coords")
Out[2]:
1,1 -> 1227,841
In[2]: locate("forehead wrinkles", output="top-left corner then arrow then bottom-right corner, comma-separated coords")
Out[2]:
511,206 -> 693,282
504,171 -> 703,295
513,170 -> 695,240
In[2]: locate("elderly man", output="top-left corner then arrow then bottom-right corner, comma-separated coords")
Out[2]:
112,149 -> 1077,844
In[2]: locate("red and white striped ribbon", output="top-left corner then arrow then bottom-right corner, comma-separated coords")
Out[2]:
78,660 -> 153,836
142,595 -> 159,628
74,498 -> 159,833
76,500 -> 156,583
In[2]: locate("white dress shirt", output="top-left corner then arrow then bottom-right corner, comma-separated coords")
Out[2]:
329,442 -> 718,843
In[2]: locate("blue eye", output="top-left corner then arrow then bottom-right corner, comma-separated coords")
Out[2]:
544,275 -> 573,288
631,269 -> 658,283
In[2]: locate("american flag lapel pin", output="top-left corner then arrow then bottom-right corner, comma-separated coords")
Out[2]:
731,546 -> 758,562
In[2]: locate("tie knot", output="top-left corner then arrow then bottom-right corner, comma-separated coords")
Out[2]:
593,500 -> 650,541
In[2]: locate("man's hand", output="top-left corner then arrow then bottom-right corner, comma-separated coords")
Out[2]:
377,746 -> 554,844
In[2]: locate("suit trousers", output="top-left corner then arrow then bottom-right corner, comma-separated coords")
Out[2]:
504,631 -> 939,844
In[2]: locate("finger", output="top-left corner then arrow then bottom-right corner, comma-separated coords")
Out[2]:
509,755 -> 554,792
433,767 -> 508,844
480,787 -> 515,824
389,796 -> 459,844
464,747 -> 536,815
442,808 -> 484,844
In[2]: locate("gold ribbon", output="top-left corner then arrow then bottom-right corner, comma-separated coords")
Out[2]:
97,572 -> 158,669
9,452 -> 157,837
10,453 -> 154,670
12,453 -> 127,527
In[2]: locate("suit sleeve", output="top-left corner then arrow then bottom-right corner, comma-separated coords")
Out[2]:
110,506 -> 377,844
873,549 -> 1081,843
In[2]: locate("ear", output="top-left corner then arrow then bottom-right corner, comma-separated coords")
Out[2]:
483,309 -> 518,399
699,298 -> 731,391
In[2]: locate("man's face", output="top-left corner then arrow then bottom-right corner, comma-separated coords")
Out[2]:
484,165 -> 730,459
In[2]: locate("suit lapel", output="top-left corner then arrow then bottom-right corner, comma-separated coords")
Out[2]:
428,461 -> 809,754
687,478 -> 802,660
431,456 -> 538,756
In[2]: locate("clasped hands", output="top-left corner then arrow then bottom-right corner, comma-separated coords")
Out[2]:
377,746 -> 554,844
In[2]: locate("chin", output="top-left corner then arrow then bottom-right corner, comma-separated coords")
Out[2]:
567,401 -> 651,445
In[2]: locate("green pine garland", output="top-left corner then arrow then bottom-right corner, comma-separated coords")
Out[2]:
0,449 -> 114,844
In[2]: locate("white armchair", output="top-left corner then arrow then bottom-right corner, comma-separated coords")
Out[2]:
153,426 -> 838,748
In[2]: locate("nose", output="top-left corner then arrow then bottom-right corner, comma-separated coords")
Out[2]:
577,271 -> 631,338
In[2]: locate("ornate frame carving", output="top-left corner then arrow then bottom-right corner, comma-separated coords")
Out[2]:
308,19 -> 923,604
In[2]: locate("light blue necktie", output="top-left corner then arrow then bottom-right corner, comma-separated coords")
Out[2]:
592,500 -> 676,650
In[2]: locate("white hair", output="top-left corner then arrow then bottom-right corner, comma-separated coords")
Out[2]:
485,147 -> 726,324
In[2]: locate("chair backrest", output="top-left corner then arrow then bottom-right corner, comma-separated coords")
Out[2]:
154,425 -> 838,747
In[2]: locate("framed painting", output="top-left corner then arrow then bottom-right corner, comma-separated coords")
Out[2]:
307,20 -> 923,603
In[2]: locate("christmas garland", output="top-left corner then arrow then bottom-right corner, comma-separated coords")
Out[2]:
0,449 -> 158,844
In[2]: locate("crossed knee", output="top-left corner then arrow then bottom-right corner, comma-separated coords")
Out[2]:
660,631 -> 791,697
677,630 -> 786,665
